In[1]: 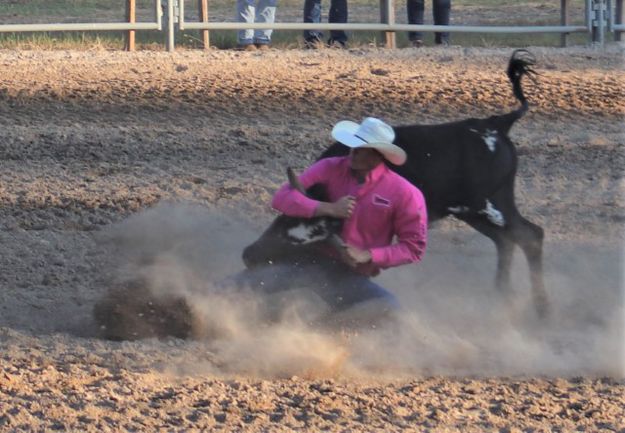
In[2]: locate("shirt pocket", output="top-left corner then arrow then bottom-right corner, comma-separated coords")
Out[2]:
359,195 -> 393,223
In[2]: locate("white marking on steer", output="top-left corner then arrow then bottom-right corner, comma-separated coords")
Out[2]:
470,128 -> 498,152
479,200 -> 505,226
483,130 -> 498,152
287,221 -> 328,244
448,206 -> 469,214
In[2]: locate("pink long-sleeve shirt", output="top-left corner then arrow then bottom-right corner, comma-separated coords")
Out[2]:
272,156 -> 428,276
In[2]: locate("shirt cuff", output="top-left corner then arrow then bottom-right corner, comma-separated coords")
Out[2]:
369,247 -> 386,267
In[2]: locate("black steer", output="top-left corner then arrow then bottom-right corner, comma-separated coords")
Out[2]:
244,49 -> 548,317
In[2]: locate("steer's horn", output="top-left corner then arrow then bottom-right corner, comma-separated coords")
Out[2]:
287,167 -> 307,195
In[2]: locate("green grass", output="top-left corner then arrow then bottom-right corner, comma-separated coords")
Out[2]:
0,0 -> 605,50
1,0 -> 154,17
186,29 -> 593,50
0,29 -> 596,51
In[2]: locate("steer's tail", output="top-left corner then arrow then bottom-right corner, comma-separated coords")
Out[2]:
507,49 -> 536,114
498,49 -> 537,134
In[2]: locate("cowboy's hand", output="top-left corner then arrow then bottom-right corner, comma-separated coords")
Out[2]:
332,195 -> 356,219
341,245 -> 372,268
316,195 -> 355,219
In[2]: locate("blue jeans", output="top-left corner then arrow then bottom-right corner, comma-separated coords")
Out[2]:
224,262 -> 399,323
406,0 -> 451,44
303,0 -> 348,45
236,0 -> 277,45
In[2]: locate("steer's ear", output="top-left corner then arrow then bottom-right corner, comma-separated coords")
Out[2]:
287,167 -> 306,194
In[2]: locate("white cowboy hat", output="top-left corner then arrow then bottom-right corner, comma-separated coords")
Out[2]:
331,117 -> 407,166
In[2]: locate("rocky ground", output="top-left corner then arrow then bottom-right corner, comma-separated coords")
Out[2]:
0,45 -> 623,431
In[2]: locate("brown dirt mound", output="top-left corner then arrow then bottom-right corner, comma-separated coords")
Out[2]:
93,278 -> 198,341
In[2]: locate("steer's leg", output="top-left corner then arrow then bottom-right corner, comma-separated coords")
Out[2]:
461,209 -> 548,318
494,233 -> 515,294
458,215 -> 515,295
509,215 -> 549,318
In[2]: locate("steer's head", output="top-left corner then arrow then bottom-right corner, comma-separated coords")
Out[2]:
242,168 -> 343,268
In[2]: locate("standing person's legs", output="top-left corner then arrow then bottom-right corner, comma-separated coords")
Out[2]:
237,0 -> 256,47
254,0 -> 276,46
328,0 -> 348,46
433,0 -> 451,44
303,0 -> 323,45
406,0 -> 425,45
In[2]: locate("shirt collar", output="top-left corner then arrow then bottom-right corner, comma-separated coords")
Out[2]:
365,161 -> 388,184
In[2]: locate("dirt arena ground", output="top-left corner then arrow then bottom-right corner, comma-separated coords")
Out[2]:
0,45 -> 623,432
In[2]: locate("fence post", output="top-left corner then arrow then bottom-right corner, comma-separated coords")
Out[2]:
616,0 -> 624,40
591,0 -> 607,44
379,0 -> 396,48
125,0 -> 136,51
560,0 -> 569,46
166,0 -> 175,51
199,0 -> 210,49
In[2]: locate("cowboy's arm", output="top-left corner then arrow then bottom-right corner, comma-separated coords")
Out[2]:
272,158 -> 350,218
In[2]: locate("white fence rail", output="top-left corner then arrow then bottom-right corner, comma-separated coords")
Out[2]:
0,2 -> 162,33
0,23 -> 160,32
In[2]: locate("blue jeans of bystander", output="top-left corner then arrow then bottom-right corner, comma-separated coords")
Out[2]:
303,0 -> 348,46
407,0 -> 451,44
237,0 -> 277,45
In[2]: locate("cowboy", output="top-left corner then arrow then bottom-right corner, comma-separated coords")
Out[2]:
271,117 -> 428,324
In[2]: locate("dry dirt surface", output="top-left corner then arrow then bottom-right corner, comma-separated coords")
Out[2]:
0,45 -> 624,432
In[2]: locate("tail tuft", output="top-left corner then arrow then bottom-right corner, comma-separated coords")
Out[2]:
507,49 -> 537,112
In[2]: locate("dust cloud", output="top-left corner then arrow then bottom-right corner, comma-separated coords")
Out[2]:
97,203 -> 625,379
